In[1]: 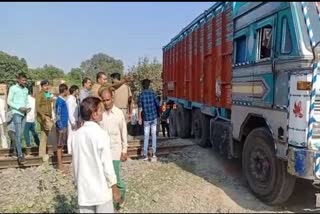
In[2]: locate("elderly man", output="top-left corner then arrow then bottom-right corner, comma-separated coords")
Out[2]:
91,71 -> 130,98
36,80 -> 53,160
99,87 -> 127,211
7,72 -> 30,164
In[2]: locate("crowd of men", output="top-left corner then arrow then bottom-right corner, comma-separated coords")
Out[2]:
0,70 -> 171,213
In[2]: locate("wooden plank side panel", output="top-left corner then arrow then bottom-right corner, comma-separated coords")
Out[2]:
192,30 -> 197,102
162,50 -> 167,99
182,36 -> 187,99
187,34 -> 192,101
200,23 -> 205,103
221,7 -> 233,109
203,19 -> 210,106
169,47 -> 173,97
214,11 -> 223,108
167,48 -> 170,97
178,40 -> 184,98
163,4 -> 233,108
196,27 -> 201,103
211,16 -> 217,106
172,44 -> 178,97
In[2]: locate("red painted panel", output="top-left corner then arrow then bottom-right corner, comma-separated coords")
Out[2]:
163,50 -> 167,99
210,16 -> 217,107
162,5 -> 233,109
178,40 -> 183,98
203,18 -> 210,106
191,30 -> 197,102
186,34 -> 191,101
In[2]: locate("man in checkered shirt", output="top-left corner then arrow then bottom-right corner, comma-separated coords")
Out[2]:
138,79 -> 160,161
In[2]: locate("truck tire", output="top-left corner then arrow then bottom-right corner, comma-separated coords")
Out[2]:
210,120 -> 233,159
169,109 -> 178,137
200,114 -> 211,147
242,128 -> 296,205
192,109 -> 202,139
192,109 -> 210,147
176,104 -> 191,138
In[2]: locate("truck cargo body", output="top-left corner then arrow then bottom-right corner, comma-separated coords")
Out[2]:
163,2 -> 320,205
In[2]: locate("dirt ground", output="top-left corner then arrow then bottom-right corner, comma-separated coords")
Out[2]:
0,138 -> 319,213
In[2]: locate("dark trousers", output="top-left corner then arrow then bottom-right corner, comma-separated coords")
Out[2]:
24,122 -> 40,147
161,121 -> 170,137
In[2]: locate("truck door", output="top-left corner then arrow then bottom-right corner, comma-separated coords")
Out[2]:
252,15 -> 276,107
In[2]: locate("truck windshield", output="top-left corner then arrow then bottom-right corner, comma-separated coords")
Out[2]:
305,2 -> 320,49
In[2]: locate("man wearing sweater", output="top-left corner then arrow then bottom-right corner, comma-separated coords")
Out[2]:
55,84 -> 69,170
71,96 -> 121,213
99,86 -> 127,211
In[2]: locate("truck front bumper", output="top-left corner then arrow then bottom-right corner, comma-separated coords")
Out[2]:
287,147 -> 320,180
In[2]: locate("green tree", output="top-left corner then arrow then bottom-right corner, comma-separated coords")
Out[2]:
28,64 -> 65,82
127,57 -> 162,102
80,53 -> 124,82
66,67 -> 83,86
0,51 -> 29,86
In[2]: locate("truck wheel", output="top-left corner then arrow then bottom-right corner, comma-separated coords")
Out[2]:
176,105 -> 191,138
210,120 -> 233,159
200,114 -> 211,147
242,128 -> 296,205
192,109 -> 202,139
169,109 -> 178,137
192,109 -> 210,147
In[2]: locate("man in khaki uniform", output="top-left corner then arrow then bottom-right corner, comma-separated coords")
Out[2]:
36,80 -> 54,160
110,72 -> 133,123
91,71 -> 129,98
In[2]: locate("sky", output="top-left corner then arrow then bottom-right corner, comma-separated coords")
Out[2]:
0,2 -> 214,73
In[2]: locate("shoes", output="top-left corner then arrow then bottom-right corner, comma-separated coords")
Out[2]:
141,155 -> 148,161
115,198 -> 125,211
18,155 -> 26,165
119,198 -> 126,208
150,154 -> 157,162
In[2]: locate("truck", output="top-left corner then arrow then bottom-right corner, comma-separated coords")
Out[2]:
162,2 -> 320,205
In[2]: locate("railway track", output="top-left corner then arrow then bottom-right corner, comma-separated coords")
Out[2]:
0,137 -> 194,169
0,137 -> 177,157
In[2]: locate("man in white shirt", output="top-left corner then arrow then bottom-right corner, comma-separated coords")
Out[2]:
71,96 -> 121,213
24,89 -> 40,147
99,86 -> 127,211
0,96 -> 8,149
66,85 -> 80,154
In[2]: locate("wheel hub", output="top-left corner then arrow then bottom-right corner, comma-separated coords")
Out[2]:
250,149 -> 271,183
